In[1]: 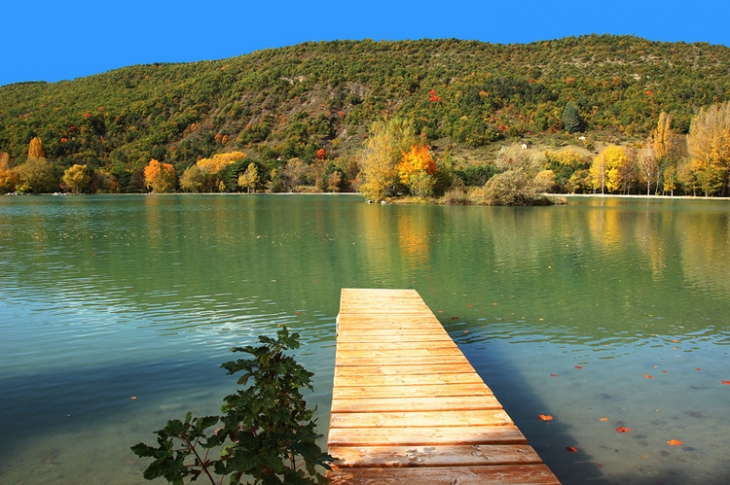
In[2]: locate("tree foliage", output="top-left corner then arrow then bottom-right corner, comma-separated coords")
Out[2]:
144,159 -> 176,193
686,101 -> 730,196
62,164 -> 91,193
357,117 -> 417,202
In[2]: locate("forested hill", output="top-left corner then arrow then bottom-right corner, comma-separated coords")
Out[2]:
1,35 -> 730,191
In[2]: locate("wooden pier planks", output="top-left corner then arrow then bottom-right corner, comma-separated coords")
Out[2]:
327,288 -> 560,485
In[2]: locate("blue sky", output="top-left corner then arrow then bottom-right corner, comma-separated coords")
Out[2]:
3,0 -> 729,87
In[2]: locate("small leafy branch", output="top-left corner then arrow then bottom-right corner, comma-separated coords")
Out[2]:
131,327 -> 333,484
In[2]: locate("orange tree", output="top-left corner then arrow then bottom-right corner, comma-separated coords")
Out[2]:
144,159 -> 176,193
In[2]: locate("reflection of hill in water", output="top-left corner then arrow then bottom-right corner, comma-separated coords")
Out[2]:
1,195 -> 728,344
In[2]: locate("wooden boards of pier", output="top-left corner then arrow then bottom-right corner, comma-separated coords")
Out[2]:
327,288 -> 561,485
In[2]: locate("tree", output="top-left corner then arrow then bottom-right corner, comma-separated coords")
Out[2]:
280,159 -> 308,192
15,138 -> 56,193
686,101 -> 730,196
132,327 -> 332,484
144,159 -> 176,193
62,164 -> 91,194
237,163 -> 260,193
28,136 -> 45,159
357,117 -> 417,202
397,145 -> 438,197
591,145 -> 632,194
562,102 -> 585,133
179,165 -> 206,192
0,152 -> 17,193
637,138 -> 659,195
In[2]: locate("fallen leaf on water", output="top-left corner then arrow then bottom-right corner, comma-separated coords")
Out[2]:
615,426 -> 631,433
131,396 -> 137,400
463,330 -> 469,334
642,374 -> 654,379
451,316 -> 459,320
721,380 -> 730,385
550,373 -> 558,377
538,414 -> 553,421
565,446 -> 578,453
671,339 -> 680,343
667,440 -> 683,446
696,368 -> 702,371
295,311 -> 302,315
599,417 -> 609,422
575,365 -> 583,369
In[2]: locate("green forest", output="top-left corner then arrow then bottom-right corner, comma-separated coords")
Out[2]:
1,35 -> 729,199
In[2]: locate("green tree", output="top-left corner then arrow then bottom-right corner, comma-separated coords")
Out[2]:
179,164 -> 206,192
562,102 -> 585,133
687,101 -> 730,196
14,155 -> 56,194
132,327 -> 332,484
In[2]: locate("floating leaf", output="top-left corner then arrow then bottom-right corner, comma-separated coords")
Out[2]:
696,368 -> 702,371
575,365 -> 583,369
565,446 -> 578,453
538,414 -> 553,421
451,316 -> 459,320
599,417 -> 609,422
667,439 -> 683,446
642,374 -> 654,379
721,380 -> 730,385
615,426 -> 631,433
550,373 -> 558,377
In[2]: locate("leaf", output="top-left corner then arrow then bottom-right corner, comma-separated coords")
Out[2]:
550,373 -> 558,377
565,446 -> 578,453
721,380 -> 730,385
599,417 -> 609,422
538,414 -> 553,421
642,374 -> 654,379
575,365 -> 583,369
615,426 -> 631,433
667,439 -> 683,446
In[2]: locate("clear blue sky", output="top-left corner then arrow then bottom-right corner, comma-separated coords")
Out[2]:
3,0 -> 729,87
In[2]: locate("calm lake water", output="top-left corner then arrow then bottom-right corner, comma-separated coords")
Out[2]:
1,194 -> 729,484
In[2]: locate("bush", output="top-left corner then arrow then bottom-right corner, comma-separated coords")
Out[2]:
131,327 -> 332,484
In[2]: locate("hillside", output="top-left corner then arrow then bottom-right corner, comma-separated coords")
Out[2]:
1,35 -> 730,192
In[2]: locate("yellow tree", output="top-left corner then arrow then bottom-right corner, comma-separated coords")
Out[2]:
592,145 -> 632,194
62,164 -> 91,194
237,163 -> 259,193
637,138 -> 659,195
357,117 -> 417,202
0,152 -> 18,193
144,159 -> 176,193
397,145 -> 438,197
653,112 -> 674,161
687,101 -> 730,196
28,137 -> 45,159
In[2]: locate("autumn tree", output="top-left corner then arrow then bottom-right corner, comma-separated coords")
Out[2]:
397,145 -> 438,197
15,138 -> 56,193
237,162 -> 259,193
637,138 -> 659,195
62,164 -> 91,194
591,145 -> 634,194
144,159 -> 176,193
357,117 -> 417,202
686,101 -> 730,196
0,152 -> 17,193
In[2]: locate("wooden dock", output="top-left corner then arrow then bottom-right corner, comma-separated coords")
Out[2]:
327,288 -> 561,485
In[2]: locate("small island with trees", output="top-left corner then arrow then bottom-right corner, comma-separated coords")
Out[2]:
1,36 -> 729,203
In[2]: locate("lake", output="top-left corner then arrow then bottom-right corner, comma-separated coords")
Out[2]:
1,194 -> 728,484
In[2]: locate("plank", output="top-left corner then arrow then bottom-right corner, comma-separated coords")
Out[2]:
328,444 -> 544,467
331,395 -> 503,413
332,383 -> 494,400
329,409 -> 513,428
327,465 -> 561,485
327,426 -> 527,447
334,363 -> 475,376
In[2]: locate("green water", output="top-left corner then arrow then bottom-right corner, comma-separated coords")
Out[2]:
0,194 -> 728,484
